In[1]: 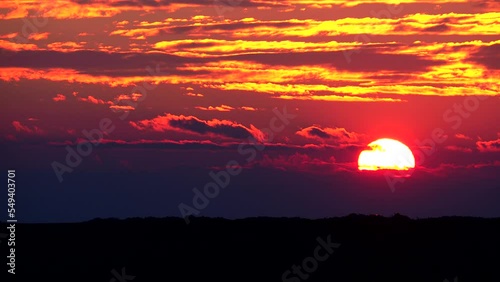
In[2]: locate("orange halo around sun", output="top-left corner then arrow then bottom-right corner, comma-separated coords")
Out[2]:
358,138 -> 415,171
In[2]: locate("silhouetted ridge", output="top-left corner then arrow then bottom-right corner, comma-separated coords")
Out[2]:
6,215 -> 499,282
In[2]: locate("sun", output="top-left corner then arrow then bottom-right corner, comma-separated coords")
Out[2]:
358,138 -> 415,171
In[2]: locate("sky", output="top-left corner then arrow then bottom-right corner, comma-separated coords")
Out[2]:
0,0 -> 499,223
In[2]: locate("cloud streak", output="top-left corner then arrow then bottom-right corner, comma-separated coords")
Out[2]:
130,113 -> 263,140
296,126 -> 365,144
477,135 -> 500,152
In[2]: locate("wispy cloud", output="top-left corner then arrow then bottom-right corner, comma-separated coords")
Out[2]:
52,94 -> 66,102
12,121 -> 44,135
477,134 -> 500,152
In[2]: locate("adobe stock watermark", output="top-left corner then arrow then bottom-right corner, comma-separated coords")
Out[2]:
385,95 -> 490,192
178,106 -> 296,224
282,234 -> 341,282
109,267 -> 135,282
7,0 -> 48,46
343,4 -> 404,63
51,64 -> 168,183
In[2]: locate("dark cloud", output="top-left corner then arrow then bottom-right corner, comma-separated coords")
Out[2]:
169,22 -> 305,34
422,24 -> 451,33
231,50 -> 446,72
71,0 -> 287,8
469,0 -> 499,9
438,15 -> 474,24
129,113 -> 262,140
393,22 -> 451,33
63,139 -> 227,150
296,126 -> 364,144
307,127 -> 331,139
365,74 -> 413,81
47,139 -> 344,153
0,49 -> 204,76
169,118 -> 253,139
468,44 -> 500,70
0,48 -> 446,76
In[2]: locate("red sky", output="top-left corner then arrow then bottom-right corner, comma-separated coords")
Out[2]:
0,0 -> 499,222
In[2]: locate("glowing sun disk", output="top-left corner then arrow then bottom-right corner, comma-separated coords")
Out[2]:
358,138 -> 415,171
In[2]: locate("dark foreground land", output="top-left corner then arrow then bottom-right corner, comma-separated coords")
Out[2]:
2,214 -> 500,282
